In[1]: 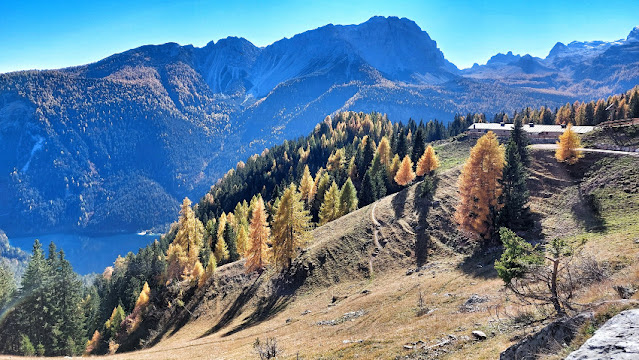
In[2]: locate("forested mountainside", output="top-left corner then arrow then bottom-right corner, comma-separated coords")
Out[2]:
3,15 -> 622,236
2,101 -> 638,357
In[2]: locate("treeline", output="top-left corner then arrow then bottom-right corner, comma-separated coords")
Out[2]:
489,86 -> 639,126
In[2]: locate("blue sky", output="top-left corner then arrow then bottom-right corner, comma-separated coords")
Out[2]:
1,0 -> 638,73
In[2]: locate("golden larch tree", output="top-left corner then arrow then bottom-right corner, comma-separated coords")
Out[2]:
319,181 -> 340,225
299,165 -> 316,205
245,196 -> 271,273
376,136 -> 392,167
416,145 -> 439,176
394,155 -> 416,186
272,184 -> 312,269
389,154 -> 401,179
166,197 -> 204,280
555,123 -> 584,165
214,234 -> 229,264
236,225 -> 249,257
454,131 -> 505,240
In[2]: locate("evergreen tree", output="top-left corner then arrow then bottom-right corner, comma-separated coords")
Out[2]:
629,88 -> 639,118
319,181 -> 340,225
511,117 -> 530,166
395,129 -> 408,159
51,250 -> 86,355
357,136 -> 376,174
105,305 -> 126,340
246,196 -> 270,273
339,178 -> 358,216
454,131 -> 505,240
394,155 -> 416,186
19,334 -> 35,356
410,128 -> 426,165
224,222 -> 239,262
498,140 -> 530,230
312,172 -> 331,221
0,264 -> 15,311
272,185 -> 312,269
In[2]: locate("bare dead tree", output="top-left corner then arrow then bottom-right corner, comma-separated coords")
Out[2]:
253,337 -> 282,360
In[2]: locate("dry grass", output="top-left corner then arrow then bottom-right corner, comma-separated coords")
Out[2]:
5,144 -> 638,360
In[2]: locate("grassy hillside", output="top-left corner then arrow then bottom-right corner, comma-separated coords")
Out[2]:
38,137 -> 636,360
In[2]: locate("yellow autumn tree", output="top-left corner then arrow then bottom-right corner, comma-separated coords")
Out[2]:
394,155 -> 416,186
416,145 -> 439,176
246,196 -> 271,273
202,256 -> 217,286
214,234 -> 229,264
319,181 -> 340,225
272,184 -> 312,269
85,330 -> 101,355
454,131 -> 505,240
376,136 -> 392,167
165,198 -> 204,281
389,154 -> 401,179
125,281 -> 151,333
236,225 -> 249,257
299,165 -> 316,206
555,123 -> 584,165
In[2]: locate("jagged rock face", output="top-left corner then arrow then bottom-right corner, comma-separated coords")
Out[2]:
500,312 -> 594,360
566,309 -> 639,360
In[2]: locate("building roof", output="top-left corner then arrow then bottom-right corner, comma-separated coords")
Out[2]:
468,123 -> 595,134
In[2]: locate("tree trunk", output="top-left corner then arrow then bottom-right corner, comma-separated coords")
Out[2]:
550,257 -> 564,316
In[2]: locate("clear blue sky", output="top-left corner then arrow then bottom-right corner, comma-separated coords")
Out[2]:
1,0 -> 638,73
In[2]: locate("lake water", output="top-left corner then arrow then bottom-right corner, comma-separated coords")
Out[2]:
9,233 -> 159,275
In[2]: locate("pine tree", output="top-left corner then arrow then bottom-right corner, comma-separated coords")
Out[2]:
629,88 -> 639,118
498,140 -> 530,230
358,136 -> 376,173
454,131 -> 505,240
312,172 -> 331,220
394,155 -> 416,186
51,250 -> 85,355
246,196 -> 270,273
416,145 -> 439,176
299,165 -> 316,206
555,123 -> 583,165
410,128 -> 426,165
395,129 -> 408,159
0,263 -> 15,311
319,181 -> 340,225
339,178 -> 358,216
510,118 -> 530,166
272,184 -> 312,269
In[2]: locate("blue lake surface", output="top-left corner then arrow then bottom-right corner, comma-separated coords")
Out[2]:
9,233 -> 159,275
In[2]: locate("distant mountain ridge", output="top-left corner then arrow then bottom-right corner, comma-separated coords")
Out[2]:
0,16 -> 637,236
464,26 -> 639,95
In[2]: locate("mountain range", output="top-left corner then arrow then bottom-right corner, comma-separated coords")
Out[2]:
1,16 -> 638,236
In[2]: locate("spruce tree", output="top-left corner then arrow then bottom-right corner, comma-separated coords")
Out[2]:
223,222 -> 239,262
498,140 -> 530,230
511,118 -> 530,166
410,128 -> 426,165
0,263 -> 15,311
395,129 -> 408,159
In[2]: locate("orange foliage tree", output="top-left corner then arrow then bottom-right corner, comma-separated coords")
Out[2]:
394,155 -> 416,186
555,123 -> 584,165
245,196 -> 271,272
454,131 -> 505,240
416,145 -> 439,176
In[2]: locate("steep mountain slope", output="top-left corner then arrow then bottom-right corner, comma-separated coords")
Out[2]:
2,17 -> 636,236
85,141 -> 639,360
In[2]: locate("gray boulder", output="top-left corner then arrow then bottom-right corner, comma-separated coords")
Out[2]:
566,309 -> 639,360
500,312 -> 593,360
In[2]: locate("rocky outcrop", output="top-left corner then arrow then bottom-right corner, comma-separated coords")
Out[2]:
500,312 -> 594,360
566,309 -> 639,360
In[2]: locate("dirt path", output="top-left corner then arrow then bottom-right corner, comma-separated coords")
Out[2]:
531,144 -> 639,157
369,202 -> 384,274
